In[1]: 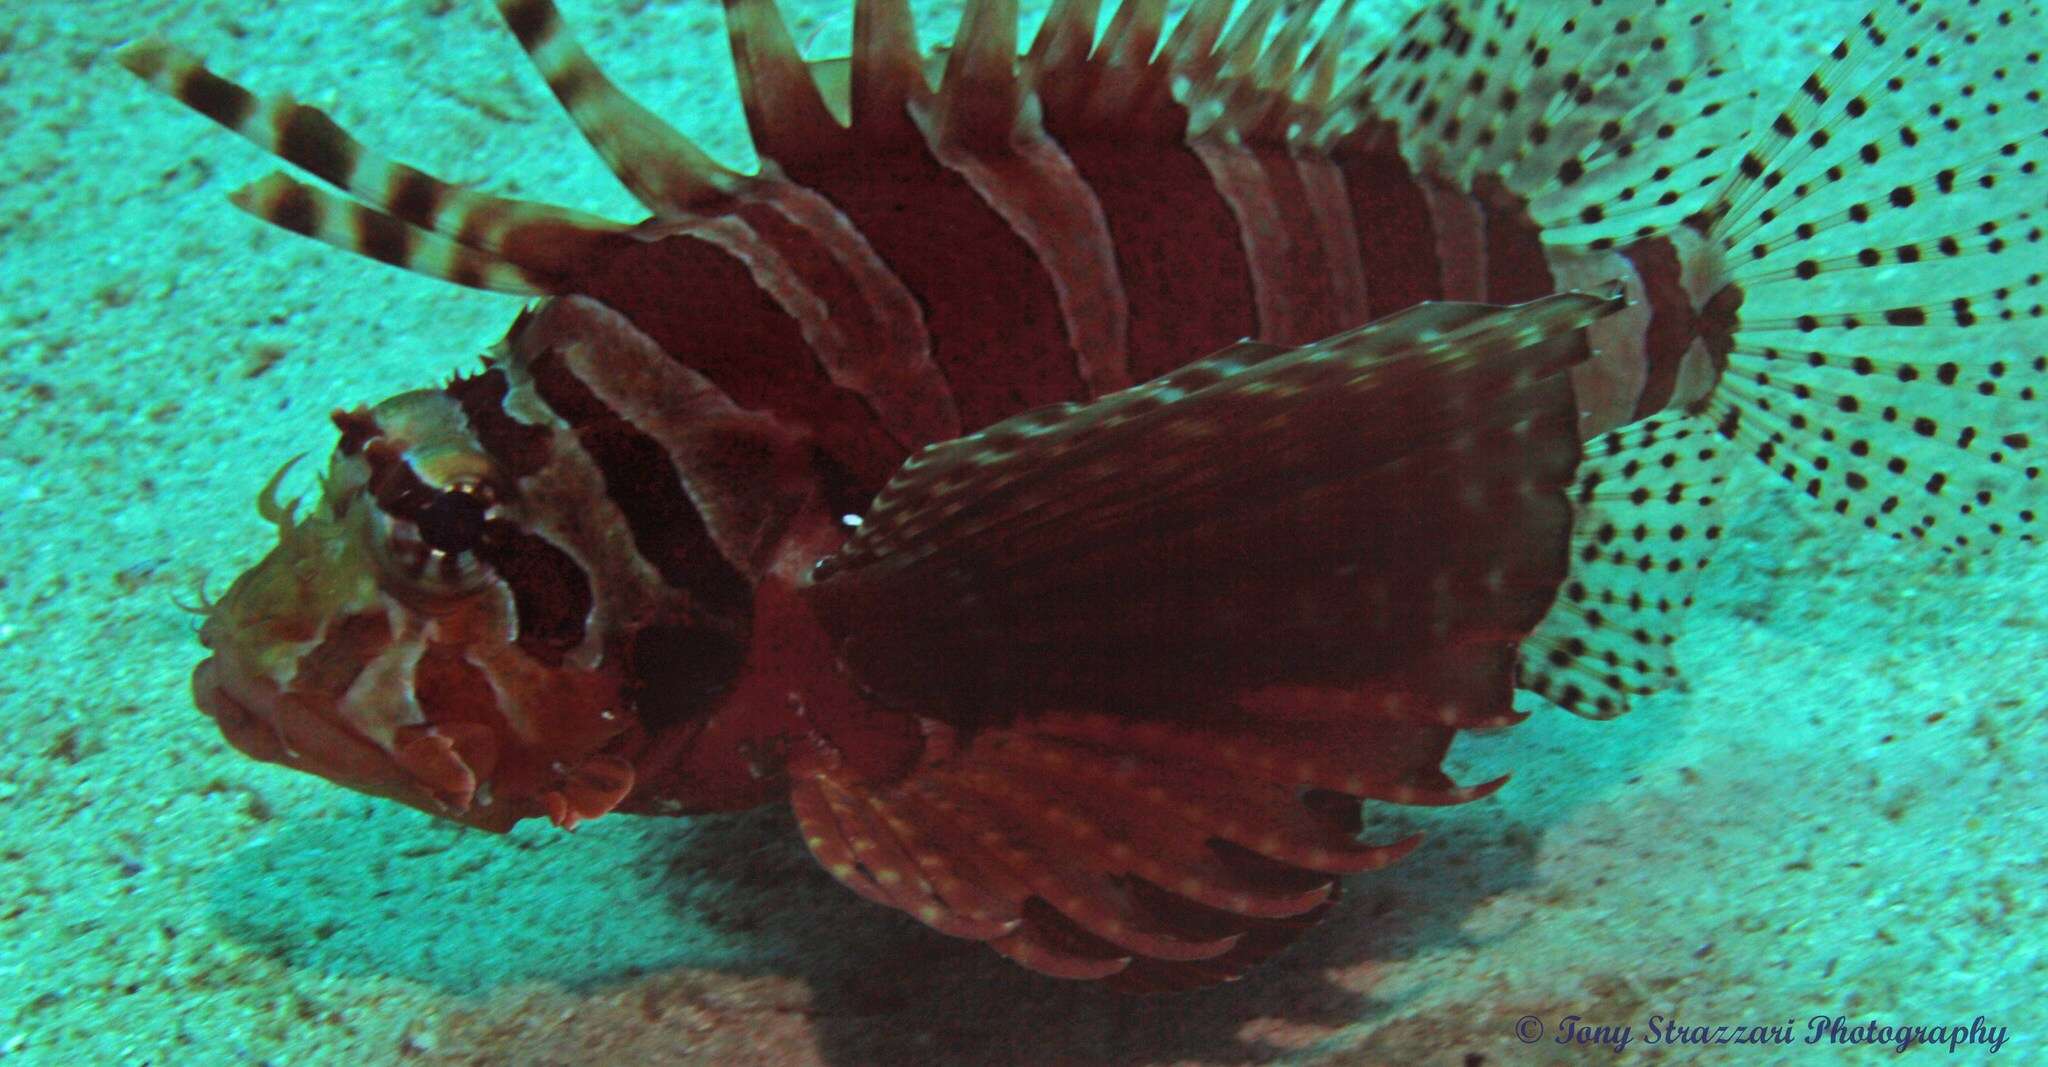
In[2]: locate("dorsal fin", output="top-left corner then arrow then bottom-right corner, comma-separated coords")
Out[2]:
1212,0 -> 1283,86
1079,0 -> 1173,129
1293,0 -> 1354,113
1161,0 -> 1234,90
849,0 -> 926,143
1253,0 -> 1323,90
1100,0 -> 1171,72
1023,0 -> 1175,135
1230,0 -> 1330,141
114,36 -> 622,294
934,0 -> 1023,153
226,173 -> 548,294
722,0 -> 848,165
1024,0 -> 1102,78
494,0 -> 742,213
1326,0 -> 1739,239
1025,0 -> 1347,148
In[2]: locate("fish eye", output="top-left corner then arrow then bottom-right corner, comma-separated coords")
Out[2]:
416,488 -> 490,555
363,474 -> 502,597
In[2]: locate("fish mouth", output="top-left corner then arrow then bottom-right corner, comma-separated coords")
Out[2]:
193,655 -> 295,765
190,655 -> 524,832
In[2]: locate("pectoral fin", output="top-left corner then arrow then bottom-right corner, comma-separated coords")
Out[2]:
806,291 -> 1621,718
789,293 -> 1622,988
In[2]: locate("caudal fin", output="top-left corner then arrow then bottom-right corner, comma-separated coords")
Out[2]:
1523,0 -> 2048,718
1692,0 -> 2048,551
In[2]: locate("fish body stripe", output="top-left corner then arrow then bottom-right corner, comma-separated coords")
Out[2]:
558,121 -> 1593,490
301,0 -> 1690,773
1047,134 -> 1261,385
1619,235 -> 1699,423
775,144 -> 1089,432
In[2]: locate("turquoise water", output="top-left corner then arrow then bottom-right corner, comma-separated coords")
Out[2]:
1,0 -> 2042,1063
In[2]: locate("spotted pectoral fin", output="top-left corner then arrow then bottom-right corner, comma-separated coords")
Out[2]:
788,686 -> 1498,989
806,292 -> 1620,711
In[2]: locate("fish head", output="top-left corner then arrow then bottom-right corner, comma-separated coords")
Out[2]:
192,387 -> 635,833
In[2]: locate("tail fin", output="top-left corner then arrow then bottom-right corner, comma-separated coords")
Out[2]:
1691,0 -> 2048,551
1522,0 -> 2048,718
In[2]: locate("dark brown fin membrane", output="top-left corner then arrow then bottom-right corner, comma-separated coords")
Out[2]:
933,0 -> 1023,153
114,37 -> 623,292
793,294 -> 1617,985
807,291 -> 1617,716
724,0 -> 851,164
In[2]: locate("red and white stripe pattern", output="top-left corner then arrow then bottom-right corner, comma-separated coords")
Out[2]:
155,0 -> 1723,726
138,0 -> 2048,985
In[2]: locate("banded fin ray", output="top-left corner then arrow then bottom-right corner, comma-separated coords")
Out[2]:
114,36 -> 624,293
790,706 -> 1446,990
495,0 -> 746,212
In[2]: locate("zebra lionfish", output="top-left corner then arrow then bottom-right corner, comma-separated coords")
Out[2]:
121,0 -> 2046,989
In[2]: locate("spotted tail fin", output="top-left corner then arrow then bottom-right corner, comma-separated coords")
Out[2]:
1692,0 -> 2048,552
1523,0 -> 2048,718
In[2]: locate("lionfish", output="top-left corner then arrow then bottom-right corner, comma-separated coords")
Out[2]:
120,0 -> 2046,990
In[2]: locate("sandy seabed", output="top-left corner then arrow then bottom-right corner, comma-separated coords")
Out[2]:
1,0 -> 2042,1063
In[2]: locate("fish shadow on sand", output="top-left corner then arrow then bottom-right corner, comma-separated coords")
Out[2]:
203,788 -> 1540,1063
649,803 -> 1543,1065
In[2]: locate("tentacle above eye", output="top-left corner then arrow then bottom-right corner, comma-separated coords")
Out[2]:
253,453 -> 308,534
